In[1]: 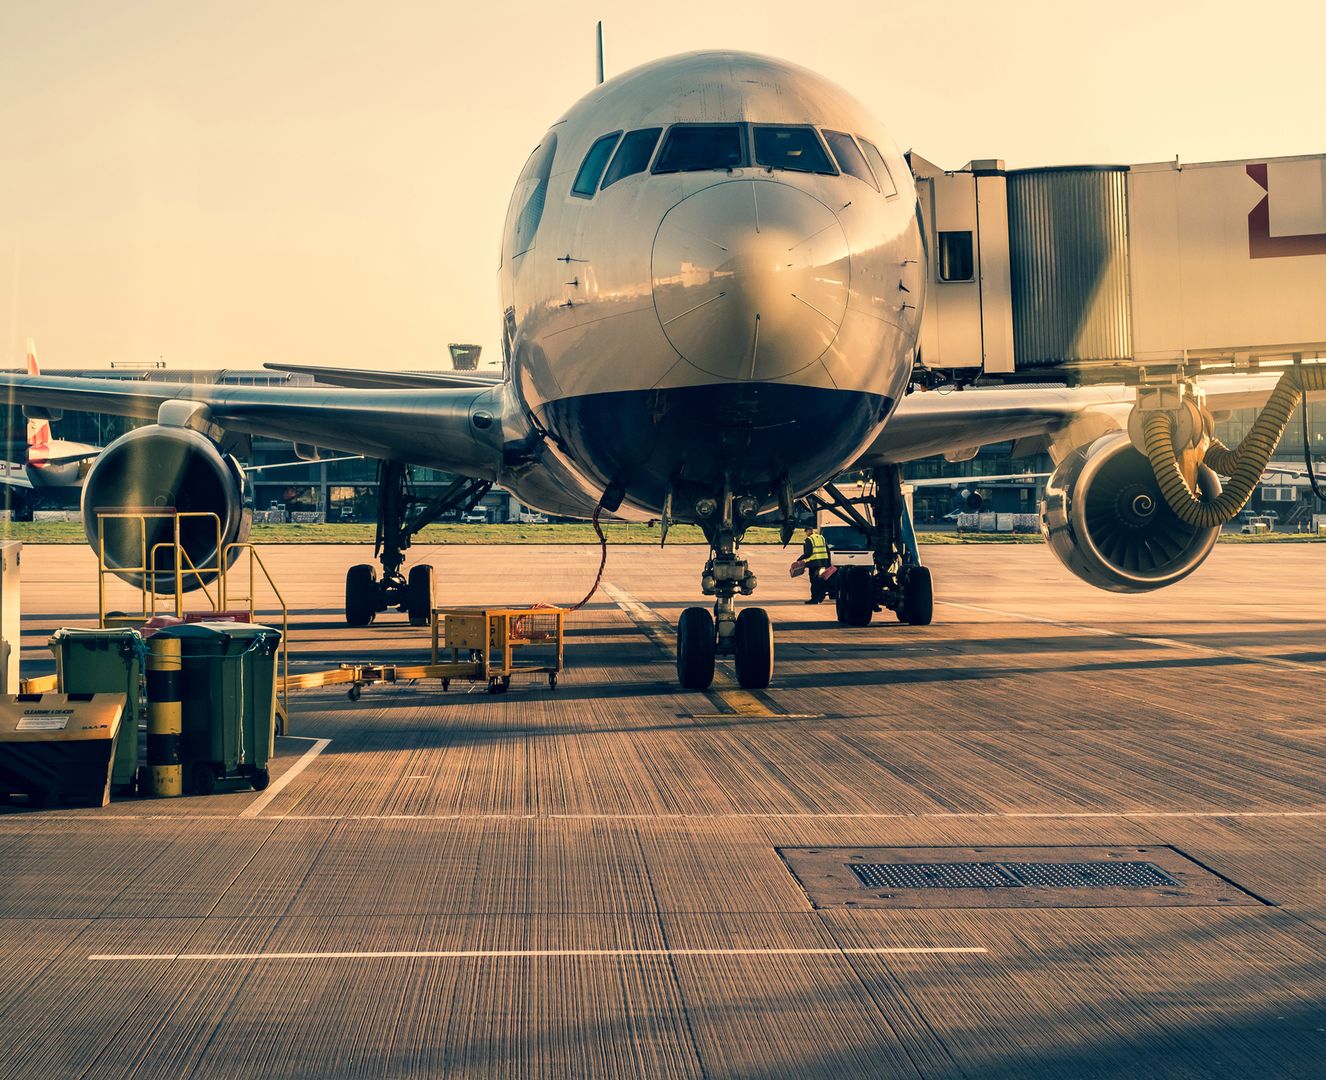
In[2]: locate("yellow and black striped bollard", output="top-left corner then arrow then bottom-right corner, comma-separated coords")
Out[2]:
146,635 -> 183,797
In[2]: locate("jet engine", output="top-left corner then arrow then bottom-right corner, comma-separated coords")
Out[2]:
81,425 -> 251,592
1041,432 -> 1220,593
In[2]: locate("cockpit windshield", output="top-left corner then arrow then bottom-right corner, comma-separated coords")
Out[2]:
653,125 -> 747,173
752,126 -> 835,175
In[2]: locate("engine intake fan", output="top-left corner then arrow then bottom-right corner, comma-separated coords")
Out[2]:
81,425 -> 251,593
1041,432 -> 1220,593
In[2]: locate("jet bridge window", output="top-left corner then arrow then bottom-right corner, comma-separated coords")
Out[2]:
938,231 -> 975,282
571,132 -> 622,198
752,125 -> 836,175
822,130 -> 878,190
601,127 -> 662,189
857,137 -> 898,197
653,124 -> 747,173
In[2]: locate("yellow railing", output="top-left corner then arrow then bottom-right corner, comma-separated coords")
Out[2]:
222,542 -> 290,727
97,510 -> 224,626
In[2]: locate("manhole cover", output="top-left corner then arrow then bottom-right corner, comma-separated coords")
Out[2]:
779,846 -> 1266,909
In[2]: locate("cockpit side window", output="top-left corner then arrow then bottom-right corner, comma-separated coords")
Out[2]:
752,125 -> 836,175
653,124 -> 747,174
506,132 -> 559,259
601,128 -> 662,189
857,137 -> 898,197
571,132 -> 622,198
823,130 -> 878,190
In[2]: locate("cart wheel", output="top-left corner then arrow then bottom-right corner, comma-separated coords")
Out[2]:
548,672 -> 558,690
192,763 -> 217,797
251,768 -> 270,792
501,675 -> 511,693
347,684 -> 361,702
487,677 -> 501,694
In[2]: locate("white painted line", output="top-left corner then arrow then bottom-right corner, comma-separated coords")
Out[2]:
89,946 -> 987,963
240,737 -> 331,818
15,808 -> 1326,824
14,807 -> 1326,824
940,599 -> 1326,677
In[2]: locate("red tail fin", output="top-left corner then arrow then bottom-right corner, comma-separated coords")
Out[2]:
24,340 -> 50,465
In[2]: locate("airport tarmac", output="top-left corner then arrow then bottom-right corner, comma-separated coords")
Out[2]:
3,541 -> 1326,1078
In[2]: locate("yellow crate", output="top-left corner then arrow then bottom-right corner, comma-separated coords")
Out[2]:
431,606 -> 566,692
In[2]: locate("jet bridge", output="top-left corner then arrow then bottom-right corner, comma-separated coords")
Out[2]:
911,151 -> 1326,381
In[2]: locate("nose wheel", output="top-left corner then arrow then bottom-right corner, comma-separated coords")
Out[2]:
675,605 -> 774,691
675,480 -> 776,691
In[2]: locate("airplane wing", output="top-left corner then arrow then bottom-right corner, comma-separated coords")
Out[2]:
857,375 -> 1286,465
0,464 -> 33,490
34,448 -> 102,467
0,374 -> 503,479
262,362 -> 503,390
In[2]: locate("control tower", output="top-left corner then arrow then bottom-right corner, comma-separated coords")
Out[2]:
448,343 -> 482,371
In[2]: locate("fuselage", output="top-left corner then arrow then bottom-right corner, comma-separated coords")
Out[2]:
493,51 -> 924,524
26,439 -> 98,488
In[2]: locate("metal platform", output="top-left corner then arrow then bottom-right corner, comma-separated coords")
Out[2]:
3,541 -> 1326,1078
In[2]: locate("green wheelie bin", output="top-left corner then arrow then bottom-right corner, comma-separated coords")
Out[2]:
49,628 -> 146,795
152,622 -> 282,795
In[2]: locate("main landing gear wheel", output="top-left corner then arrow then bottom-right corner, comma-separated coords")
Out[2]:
407,564 -> 435,626
345,564 -> 378,627
897,565 -> 934,626
676,607 -> 716,690
733,608 -> 773,690
837,566 -> 874,627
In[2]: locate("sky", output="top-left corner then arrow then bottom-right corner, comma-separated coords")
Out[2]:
2,0 -> 1323,371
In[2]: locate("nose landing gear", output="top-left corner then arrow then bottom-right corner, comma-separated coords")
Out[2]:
675,483 -> 774,691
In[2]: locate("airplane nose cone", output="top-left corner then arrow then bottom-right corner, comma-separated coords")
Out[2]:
652,180 -> 850,380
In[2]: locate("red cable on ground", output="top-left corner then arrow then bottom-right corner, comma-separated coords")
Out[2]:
565,503 -> 608,613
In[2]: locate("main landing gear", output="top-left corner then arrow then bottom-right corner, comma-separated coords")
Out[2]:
812,464 -> 935,629
675,483 -> 774,692
344,461 -> 492,627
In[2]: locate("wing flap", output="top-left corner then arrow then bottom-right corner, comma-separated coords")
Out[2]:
263,362 -> 503,390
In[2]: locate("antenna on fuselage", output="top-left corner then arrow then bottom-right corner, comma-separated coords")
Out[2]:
595,21 -> 605,85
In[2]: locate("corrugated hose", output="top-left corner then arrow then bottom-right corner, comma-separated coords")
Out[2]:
1143,364 -> 1326,528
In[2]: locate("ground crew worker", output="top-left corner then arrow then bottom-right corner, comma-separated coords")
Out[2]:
801,526 -> 831,604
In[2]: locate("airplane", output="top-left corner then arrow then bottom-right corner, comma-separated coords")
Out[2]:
0,50 -> 1313,691
0,341 -> 103,505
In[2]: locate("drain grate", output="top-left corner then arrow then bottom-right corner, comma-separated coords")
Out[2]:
778,846 -> 1265,910
849,863 -> 1020,889
849,860 -> 1180,891
1008,861 -> 1179,889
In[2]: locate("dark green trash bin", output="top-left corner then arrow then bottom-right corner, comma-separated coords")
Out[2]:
49,628 -> 146,795
154,622 -> 282,795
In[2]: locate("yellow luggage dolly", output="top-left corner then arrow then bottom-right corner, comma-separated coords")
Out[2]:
429,606 -> 565,695
282,606 -> 567,701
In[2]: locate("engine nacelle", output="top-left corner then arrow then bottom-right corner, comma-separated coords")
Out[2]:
1041,432 -> 1220,593
81,425 -> 251,593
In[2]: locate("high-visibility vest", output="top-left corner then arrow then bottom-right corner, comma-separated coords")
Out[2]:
807,532 -> 829,563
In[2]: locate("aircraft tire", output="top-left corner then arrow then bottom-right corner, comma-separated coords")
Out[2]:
345,564 -> 378,627
898,565 -> 934,626
407,564 -> 435,626
840,566 -> 874,627
676,607 -> 716,690
734,607 -> 774,690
